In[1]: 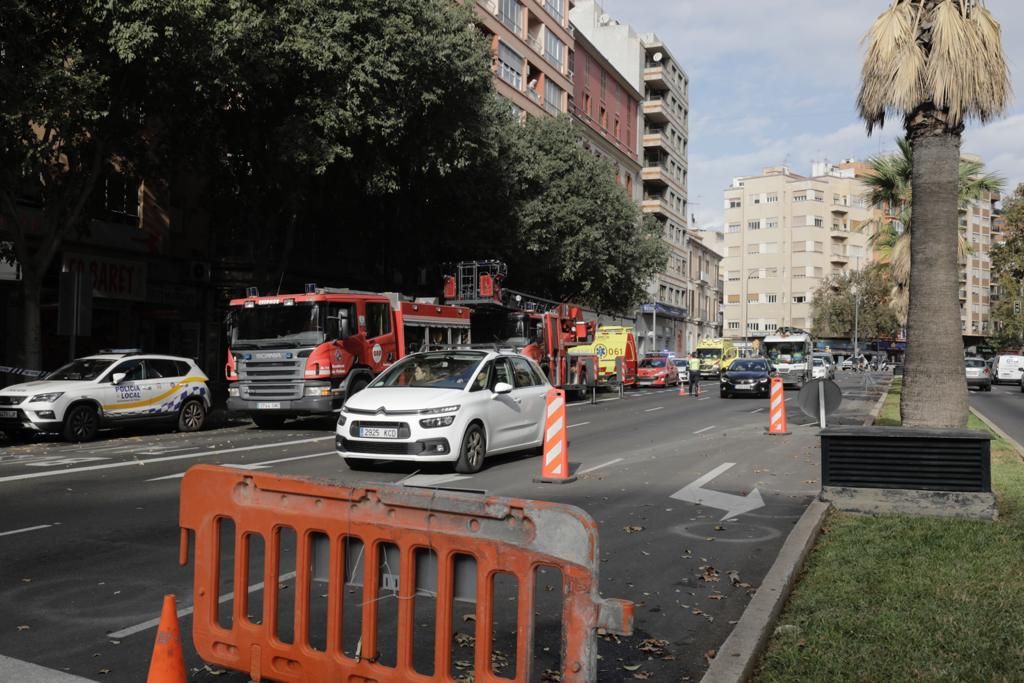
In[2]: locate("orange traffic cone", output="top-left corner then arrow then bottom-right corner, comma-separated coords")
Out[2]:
534,388 -> 576,484
146,594 -> 187,683
678,378 -> 688,397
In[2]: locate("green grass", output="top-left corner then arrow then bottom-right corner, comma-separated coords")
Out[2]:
755,382 -> 1024,682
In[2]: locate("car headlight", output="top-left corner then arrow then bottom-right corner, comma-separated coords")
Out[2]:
420,405 -> 460,415
228,387 -> 240,397
420,415 -> 456,428
720,377 -> 729,383
337,413 -> 346,426
30,392 -> 64,402
759,378 -> 769,383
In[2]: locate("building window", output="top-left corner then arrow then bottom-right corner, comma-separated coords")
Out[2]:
584,92 -> 592,115
544,80 -> 563,115
729,198 -> 741,209
751,194 -> 761,204
747,220 -> 760,231
614,118 -> 621,139
543,0 -> 563,23
498,0 -> 522,34
544,31 -> 565,70
727,294 -> 740,304
813,217 -> 824,227
792,294 -> 806,303
766,193 -> 779,204
728,321 -> 740,330
765,218 -> 778,229
766,293 -> 778,303
600,106 -> 607,128
727,223 -> 741,234
747,243 -> 760,255
793,192 -> 807,202
497,42 -> 523,90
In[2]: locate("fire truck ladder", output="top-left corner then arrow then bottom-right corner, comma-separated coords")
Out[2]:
452,260 -> 508,304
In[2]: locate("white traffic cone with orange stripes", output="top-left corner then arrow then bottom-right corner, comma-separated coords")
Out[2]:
534,388 -> 576,484
766,377 -> 790,435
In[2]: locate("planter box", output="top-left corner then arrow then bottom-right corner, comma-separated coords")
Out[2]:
820,426 -> 996,519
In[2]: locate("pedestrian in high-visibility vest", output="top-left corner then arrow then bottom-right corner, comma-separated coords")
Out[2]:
687,353 -> 701,397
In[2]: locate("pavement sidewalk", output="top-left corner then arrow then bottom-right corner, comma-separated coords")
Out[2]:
0,655 -> 95,682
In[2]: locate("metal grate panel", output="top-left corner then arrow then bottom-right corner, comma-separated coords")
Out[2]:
821,426 -> 991,492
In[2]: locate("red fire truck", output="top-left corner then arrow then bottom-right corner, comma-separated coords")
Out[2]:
225,285 -> 472,427
443,261 -> 605,388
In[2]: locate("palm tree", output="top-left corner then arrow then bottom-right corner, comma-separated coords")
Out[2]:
858,0 -> 1010,429
862,139 -> 1003,323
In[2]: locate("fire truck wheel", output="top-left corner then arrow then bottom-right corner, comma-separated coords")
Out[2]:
178,399 -> 207,432
455,424 -> 486,474
252,415 -> 286,429
348,376 -> 371,398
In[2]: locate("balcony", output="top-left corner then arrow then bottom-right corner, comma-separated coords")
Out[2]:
830,251 -> 849,264
642,99 -> 669,124
831,227 -> 850,239
526,34 -> 544,56
643,65 -> 669,91
641,166 -> 670,187
643,132 -> 671,153
831,203 -> 849,214
641,197 -> 681,222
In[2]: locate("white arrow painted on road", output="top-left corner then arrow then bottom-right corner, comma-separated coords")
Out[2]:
670,462 -> 764,521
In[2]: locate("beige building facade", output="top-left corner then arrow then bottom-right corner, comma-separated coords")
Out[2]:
960,169 -> 999,343
721,163 -> 875,339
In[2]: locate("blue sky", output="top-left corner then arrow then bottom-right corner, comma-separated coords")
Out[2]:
595,0 -> 1024,228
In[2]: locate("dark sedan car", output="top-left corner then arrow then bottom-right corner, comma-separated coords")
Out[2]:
720,358 -> 774,398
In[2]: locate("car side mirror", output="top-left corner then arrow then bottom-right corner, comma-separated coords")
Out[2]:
493,382 -> 513,396
112,372 -> 126,385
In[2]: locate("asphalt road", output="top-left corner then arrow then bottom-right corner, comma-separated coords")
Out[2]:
970,379 -> 1024,446
0,372 -> 885,682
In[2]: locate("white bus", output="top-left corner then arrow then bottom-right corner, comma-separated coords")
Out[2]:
762,328 -> 813,388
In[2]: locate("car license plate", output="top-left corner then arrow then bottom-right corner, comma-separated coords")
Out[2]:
0,410 -> 17,418
735,385 -> 752,391
256,402 -> 281,410
360,427 -> 398,439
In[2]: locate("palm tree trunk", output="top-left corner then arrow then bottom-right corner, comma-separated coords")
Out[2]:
900,119 -> 968,428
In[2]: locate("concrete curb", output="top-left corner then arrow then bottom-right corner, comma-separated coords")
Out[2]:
970,406 -> 1024,461
863,375 -> 894,426
0,655 -> 95,682
700,499 -> 831,683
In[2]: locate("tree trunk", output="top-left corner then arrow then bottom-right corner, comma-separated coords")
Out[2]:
900,119 -> 968,428
21,271 -> 43,372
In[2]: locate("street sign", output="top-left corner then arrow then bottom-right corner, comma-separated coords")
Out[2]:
797,378 -> 842,428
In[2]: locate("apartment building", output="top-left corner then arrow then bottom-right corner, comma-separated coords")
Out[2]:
960,159 -> 999,344
572,1 -> 718,354
721,163 -> 875,339
473,0 -> 575,118
569,29 -> 642,200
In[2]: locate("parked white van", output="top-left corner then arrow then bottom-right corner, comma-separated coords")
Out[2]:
993,355 -> 1024,385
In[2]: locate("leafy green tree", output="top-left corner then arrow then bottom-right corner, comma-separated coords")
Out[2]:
991,184 -> 1024,349
810,268 -> 901,341
858,0 -> 1010,428
498,115 -> 668,313
0,0 -> 218,369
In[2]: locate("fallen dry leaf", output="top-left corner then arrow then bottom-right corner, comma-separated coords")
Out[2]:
699,566 -> 721,583
623,525 -> 645,533
704,649 -> 717,664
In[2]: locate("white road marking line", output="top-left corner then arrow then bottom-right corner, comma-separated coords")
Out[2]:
785,397 -> 792,402
697,397 -> 710,401
108,571 -> 298,639
567,422 -> 590,428
577,458 -> 624,475
644,406 -> 664,413
402,473 -> 472,488
0,524 -> 53,538
750,408 -> 764,413
693,425 -> 716,435
0,436 -> 333,485
146,451 -> 336,482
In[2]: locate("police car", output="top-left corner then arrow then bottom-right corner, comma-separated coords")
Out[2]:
0,350 -> 210,442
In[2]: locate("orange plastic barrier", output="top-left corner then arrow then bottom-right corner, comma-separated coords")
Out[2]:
179,465 -> 632,682
535,388 -> 574,484
767,377 -> 790,435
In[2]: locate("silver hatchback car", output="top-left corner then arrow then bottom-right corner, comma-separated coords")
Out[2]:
964,357 -> 992,392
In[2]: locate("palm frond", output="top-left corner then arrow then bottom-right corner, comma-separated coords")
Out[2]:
927,0 -> 1011,127
857,1 -> 916,133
